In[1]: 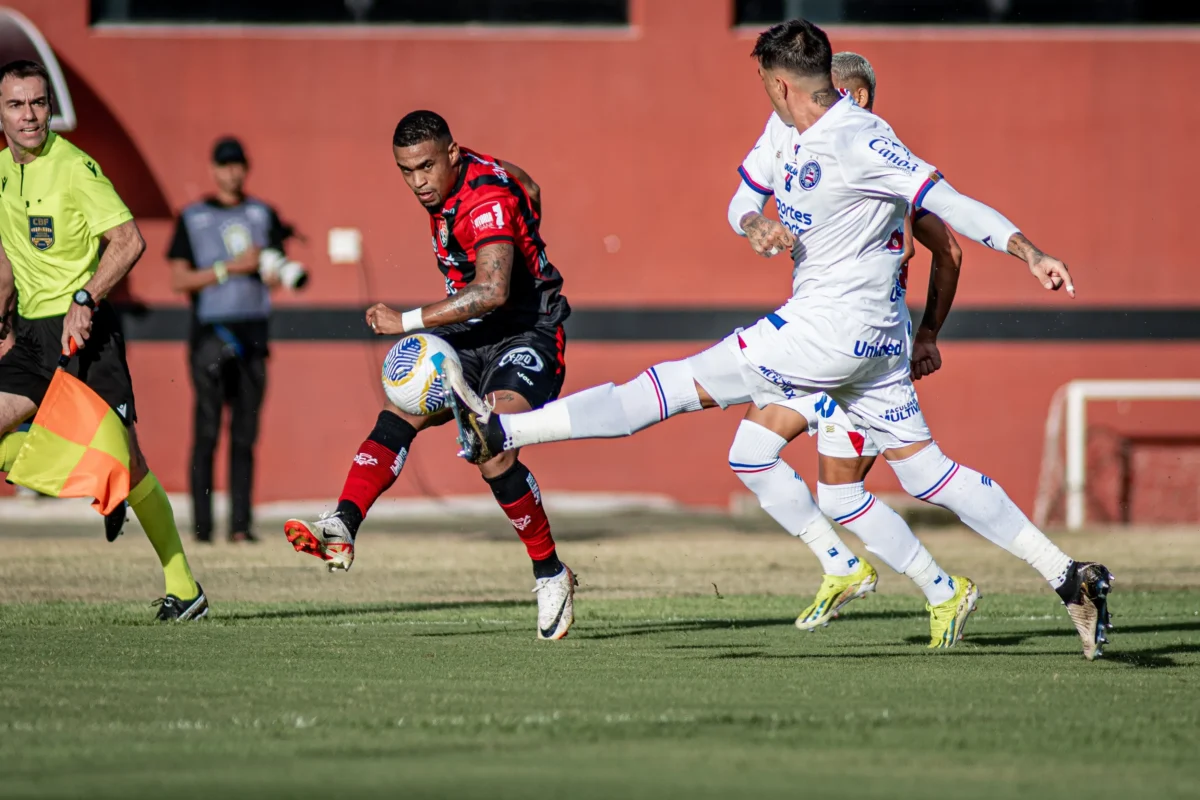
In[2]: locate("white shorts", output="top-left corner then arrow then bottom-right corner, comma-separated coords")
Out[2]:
686,310 -> 931,456
772,393 -> 881,459
736,309 -> 911,396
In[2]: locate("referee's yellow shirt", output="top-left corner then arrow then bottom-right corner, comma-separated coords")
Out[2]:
0,132 -> 133,319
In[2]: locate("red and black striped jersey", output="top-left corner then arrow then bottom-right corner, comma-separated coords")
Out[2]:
428,149 -> 569,335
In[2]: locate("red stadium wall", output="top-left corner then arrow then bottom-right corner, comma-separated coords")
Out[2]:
5,0 -> 1200,517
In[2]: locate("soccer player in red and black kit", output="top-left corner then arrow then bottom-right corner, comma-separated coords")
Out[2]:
283,111 -> 577,639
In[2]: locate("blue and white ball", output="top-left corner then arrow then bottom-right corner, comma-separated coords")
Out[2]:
381,334 -> 460,416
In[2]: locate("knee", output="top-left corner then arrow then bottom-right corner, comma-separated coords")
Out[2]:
228,439 -> 256,456
649,360 -> 701,414
728,420 -> 785,489
888,442 -> 955,501
479,447 -> 518,480
481,457 -> 533,503
229,427 -> 258,452
615,360 -> 702,428
372,408 -> 421,450
816,480 -> 867,521
818,453 -> 875,486
192,433 -> 218,456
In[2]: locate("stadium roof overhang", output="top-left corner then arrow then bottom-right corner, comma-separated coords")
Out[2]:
0,7 -> 75,131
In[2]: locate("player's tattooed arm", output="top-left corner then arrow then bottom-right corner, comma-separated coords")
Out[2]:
911,213 -> 962,380
366,244 -> 513,335
918,179 -> 1074,297
740,212 -> 796,258
1007,233 -> 1076,298
1006,232 -> 1043,262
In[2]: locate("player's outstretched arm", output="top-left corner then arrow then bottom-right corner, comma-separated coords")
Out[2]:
1005,232 -> 1075,297
910,213 -> 962,380
367,242 -> 514,335
918,180 -> 1075,298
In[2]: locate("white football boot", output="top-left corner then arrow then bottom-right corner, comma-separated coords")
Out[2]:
284,512 -> 355,572
534,564 -> 577,640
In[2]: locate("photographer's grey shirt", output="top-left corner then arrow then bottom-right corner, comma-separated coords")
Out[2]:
168,197 -> 286,324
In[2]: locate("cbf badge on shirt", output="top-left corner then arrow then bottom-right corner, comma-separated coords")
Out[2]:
29,216 -> 54,251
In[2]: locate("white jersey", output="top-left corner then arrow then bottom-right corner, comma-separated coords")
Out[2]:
737,96 -> 940,331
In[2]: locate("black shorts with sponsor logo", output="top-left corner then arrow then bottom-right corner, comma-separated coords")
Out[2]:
440,322 -> 566,410
0,301 -> 137,425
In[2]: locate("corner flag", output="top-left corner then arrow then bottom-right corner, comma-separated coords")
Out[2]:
8,368 -> 131,515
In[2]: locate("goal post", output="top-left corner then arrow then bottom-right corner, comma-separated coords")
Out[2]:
1035,380 -> 1200,530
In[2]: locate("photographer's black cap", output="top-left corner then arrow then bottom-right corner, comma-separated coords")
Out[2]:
212,137 -> 248,165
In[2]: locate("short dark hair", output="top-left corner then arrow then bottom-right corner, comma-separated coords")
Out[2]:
393,110 -> 452,148
751,19 -> 833,80
0,59 -> 50,90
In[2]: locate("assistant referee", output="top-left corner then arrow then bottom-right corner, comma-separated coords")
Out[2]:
0,60 -> 207,621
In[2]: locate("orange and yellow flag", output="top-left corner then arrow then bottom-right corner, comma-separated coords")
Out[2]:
8,370 -> 131,515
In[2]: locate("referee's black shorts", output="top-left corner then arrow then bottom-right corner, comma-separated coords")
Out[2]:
0,301 -> 137,426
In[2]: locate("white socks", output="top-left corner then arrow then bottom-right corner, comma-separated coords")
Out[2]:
890,443 -> 1073,588
817,480 -> 955,606
500,395 -> 574,448
1010,521 -> 1074,588
729,421 -> 859,577
901,547 -> 959,606
499,361 -> 702,449
727,419 -> 959,604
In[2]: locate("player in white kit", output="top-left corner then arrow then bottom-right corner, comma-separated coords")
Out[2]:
731,52 -> 967,633
442,20 -> 1113,658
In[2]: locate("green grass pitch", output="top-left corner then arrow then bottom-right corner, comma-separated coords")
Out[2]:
2,592 -> 1198,798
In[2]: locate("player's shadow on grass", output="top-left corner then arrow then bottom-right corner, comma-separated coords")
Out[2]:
1101,644 -> 1200,669
901,620 -> 1200,668
701,649 -> 1074,660
578,610 -> 924,641
413,628 -> 518,638
921,620 -> 1200,649
226,599 -> 531,621
581,618 -> 790,640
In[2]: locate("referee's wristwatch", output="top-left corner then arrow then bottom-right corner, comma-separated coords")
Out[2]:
73,289 -> 96,311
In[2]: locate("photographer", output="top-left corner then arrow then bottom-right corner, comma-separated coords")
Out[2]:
168,137 -> 306,543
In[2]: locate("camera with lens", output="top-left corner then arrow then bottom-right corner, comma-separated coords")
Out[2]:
258,247 -> 308,290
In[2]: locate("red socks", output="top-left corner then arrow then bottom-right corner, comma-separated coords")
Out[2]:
485,462 -> 558,564
338,440 -> 402,516
332,412 -> 559,577
336,411 -> 417,535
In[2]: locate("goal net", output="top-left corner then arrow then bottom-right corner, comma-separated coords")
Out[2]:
1035,380 -> 1200,529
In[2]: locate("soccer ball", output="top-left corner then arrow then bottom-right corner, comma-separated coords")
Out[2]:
381,334 -> 460,416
